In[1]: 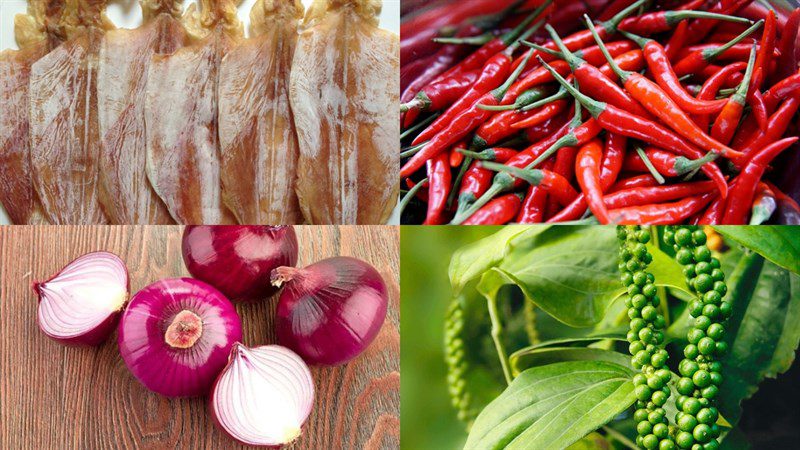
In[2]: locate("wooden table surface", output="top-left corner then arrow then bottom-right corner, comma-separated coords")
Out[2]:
0,225 -> 400,449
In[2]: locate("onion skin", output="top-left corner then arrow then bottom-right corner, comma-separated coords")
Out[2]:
182,225 -> 298,302
34,251 -> 129,346
273,256 -> 388,366
118,278 -> 242,397
210,344 -> 315,447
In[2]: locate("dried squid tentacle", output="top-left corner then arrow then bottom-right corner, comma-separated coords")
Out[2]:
218,0 -> 304,224
290,0 -> 399,224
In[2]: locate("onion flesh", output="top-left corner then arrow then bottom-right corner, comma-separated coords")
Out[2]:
211,343 -> 315,447
118,278 -> 242,397
182,225 -> 298,302
34,251 -> 129,346
272,256 -> 388,366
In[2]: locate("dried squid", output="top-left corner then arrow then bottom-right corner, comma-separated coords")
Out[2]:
290,0 -> 399,224
96,0 -> 186,224
218,0 -> 303,224
28,0 -> 115,224
0,0 -> 65,224
144,0 -> 241,224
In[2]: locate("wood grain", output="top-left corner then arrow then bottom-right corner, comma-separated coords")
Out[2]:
0,225 -> 399,449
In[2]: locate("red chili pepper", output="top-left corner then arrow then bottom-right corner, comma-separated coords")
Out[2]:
723,137 -> 799,224
473,89 -> 554,147
545,143 -> 578,217
449,141 -> 468,168
693,61 -> 747,129
456,147 -> 516,207
712,45 -> 756,145
545,23 -> 652,118
671,20 -> 762,76
664,20 -> 690,61
748,181 -> 777,224
424,151 -> 452,225
524,114 -> 568,143
774,8 -> 800,83
764,69 -> 800,111
608,174 -> 662,193
606,180 -> 717,208
747,10 -> 776,130
433,1 -> 552,82
503,60 -> 572,103
517,159 -> 554,223
618,8 -> 752,35
679,42 -> 779,61
697,193 -> 726,225
598,49 -> 646,81
608,192 -> 716,224
511,98 -> 569,129
588,20 -> 743,159
623,147 -> 720,177
540,57 -> 730,198
574,138 -> 610,223
683,0 -> 754,45
479,161 -> 580,206
402,51 -> 536,177
617,29 -> 729,114
412,53 -> 514,146
402,71 -> 480,127
737,94 -> 800,165
463,192 -> 524,224
698,64 -> 744,88
545,132 -> 626,222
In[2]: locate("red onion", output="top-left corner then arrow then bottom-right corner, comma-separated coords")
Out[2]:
211,344 -> 315,447
182,226 -> 298,302
271,256 -> 388,366
118,278 -> 242,397
34,251 -> 129,346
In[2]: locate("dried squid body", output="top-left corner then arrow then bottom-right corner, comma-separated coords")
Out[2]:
96,0 -> 186,224
290,0 -> 399,224
0,0 -> 65,224
218,0 -> 303,224
28,0 -> 115,224
144,0 -> 241,224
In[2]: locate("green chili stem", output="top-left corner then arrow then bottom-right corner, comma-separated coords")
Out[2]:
401,141 -> 429,158
397,177 -> 428,218
636,147 -> 666,184
702,20 -> 763,62
401,113 -> 439,141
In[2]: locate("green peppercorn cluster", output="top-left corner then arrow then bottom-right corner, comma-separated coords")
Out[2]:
663,226 -> 730,450
444,295 -> 474,426
618,226 -> 675,450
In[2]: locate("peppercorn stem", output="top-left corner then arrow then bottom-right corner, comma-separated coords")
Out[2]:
486,293 -> 513,385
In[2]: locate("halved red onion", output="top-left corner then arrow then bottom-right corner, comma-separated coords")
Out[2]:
211,344 -> 314,447
34,251 -> 129,346
118,278 -> 242,397
271,256 -> 388,366
182,225 -> 298,302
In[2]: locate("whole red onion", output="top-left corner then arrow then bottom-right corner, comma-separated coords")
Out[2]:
182,226 -> 298,301
34,251 -> 129,346
211,344 -> 315,447
271,256 -> 388,366
118,278 -> 242,397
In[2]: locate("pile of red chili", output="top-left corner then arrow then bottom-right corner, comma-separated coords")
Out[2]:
400,0 -> 800,225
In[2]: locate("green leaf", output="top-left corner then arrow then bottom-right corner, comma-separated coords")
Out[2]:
474,226 -> 686,328
713,226 -> 800,274
717,252 -> 800,425
509,347 -> 632,378
565,432 -> 612,450
449,226 -> 547,295
465,361 -> 636,450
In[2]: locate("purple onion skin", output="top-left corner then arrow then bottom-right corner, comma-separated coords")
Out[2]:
182,226 -> 298,302
118,278 -> 243,397
274,256 -> 388,366
34,251 -> 129,346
